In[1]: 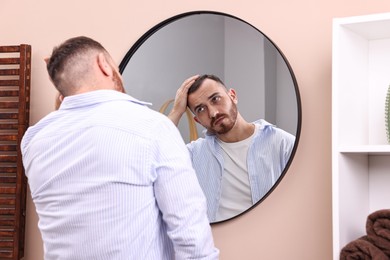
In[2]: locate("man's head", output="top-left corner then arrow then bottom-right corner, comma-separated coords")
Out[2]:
46,36 -> 124,97
187,74 -> 238,135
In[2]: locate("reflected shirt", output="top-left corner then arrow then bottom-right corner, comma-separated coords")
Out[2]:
21,90 -> 219,260
187,119 -> 295,222
215,125 -> 257,221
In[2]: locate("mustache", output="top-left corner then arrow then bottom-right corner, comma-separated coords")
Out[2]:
211,114 -> 225,126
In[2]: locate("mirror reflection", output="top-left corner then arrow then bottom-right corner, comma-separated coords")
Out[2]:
120,11 -> 301,223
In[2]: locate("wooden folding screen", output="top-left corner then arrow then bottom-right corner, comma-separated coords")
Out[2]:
0,45 -> 31,259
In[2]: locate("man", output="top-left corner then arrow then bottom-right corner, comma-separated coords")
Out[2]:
168,74 -> 295,222
21,37 -> 219,260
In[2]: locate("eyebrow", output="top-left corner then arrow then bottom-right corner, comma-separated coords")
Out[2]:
192,92 -> 220,112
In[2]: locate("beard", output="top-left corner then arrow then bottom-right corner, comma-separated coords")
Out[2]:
208,100 -> 238,135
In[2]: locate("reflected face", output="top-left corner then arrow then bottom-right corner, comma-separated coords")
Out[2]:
188,79 -> 238,135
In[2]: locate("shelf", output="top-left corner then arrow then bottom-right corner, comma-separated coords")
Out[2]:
332,12 -> 390,260
336,12 -> 390,40
338,144 -> 390,154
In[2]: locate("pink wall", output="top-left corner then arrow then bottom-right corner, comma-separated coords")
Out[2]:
2,1 -> 390,259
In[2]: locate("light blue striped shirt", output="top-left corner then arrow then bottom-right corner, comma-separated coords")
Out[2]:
21,90 -> 219,260
187,119 -> 295,222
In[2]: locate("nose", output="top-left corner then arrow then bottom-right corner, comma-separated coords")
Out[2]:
208,106 -> 219,119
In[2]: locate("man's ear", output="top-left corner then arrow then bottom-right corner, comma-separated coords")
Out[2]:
228,88 -> 238,103
97,53 -> 113,77
44,57 -> 50,64
55,92 -> 63,110
194,116 -> 200,124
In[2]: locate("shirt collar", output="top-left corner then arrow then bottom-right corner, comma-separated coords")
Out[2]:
59,90 -> 152,110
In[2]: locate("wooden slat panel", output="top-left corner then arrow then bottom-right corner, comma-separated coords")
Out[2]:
18,45 -> 30,127
0,216 -> 15,227
0,116 -> 18,122
0,81 -> 19,87
0,113 -> 18,120
0,103 -> 18,110
0,155 -> 17,163
0,91 -> 18,97
0,111 -> 19,120
0,46 -> 20,53
0,125 -> 18,130
0,208 -> 15,216
0,44 -> 30,260
0,103 -> 18,109
0,70 -> 19,76
0,239 -> 14,248
0,167 -> 17,174
0,229 -> 14,237
0,186 -> 16,194
0,135 -> 17,141
0,121 -> 19,130
0,250 -> 13,259
0,196 -> 15,205
0,222 -> 15,228
0,59 -> 19,65
0,176 -> 16,184
0,145 -> 17,152
17,44 -> 29,260
0,241 -> 14,257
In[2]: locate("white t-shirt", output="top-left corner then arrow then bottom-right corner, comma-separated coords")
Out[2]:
216,124 -> 258,221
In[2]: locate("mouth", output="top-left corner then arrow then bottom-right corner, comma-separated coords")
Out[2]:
213,115 -> 225,127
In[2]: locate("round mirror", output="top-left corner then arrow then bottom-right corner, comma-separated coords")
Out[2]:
119,11 -> 301,224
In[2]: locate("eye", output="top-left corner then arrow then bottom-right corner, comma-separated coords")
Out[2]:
195,106 -> 205,114
211,95 -> 221,103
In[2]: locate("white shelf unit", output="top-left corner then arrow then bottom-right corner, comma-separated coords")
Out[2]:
332,13 -> 390,259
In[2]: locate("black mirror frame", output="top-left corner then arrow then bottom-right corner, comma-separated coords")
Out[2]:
119,10 -> 302,225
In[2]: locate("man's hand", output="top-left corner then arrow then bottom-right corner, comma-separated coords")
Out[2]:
168,75 -> 199,126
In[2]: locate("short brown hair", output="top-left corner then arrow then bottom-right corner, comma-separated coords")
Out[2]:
47,36 -> 107,95
188,74 -> 226,95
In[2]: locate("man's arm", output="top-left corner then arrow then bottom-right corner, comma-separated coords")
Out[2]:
152,116 -> 219,259
168,75 -> 199,126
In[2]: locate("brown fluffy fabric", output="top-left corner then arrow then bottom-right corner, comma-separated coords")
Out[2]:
366,209 -> 390,257
340,236 -> 389,260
